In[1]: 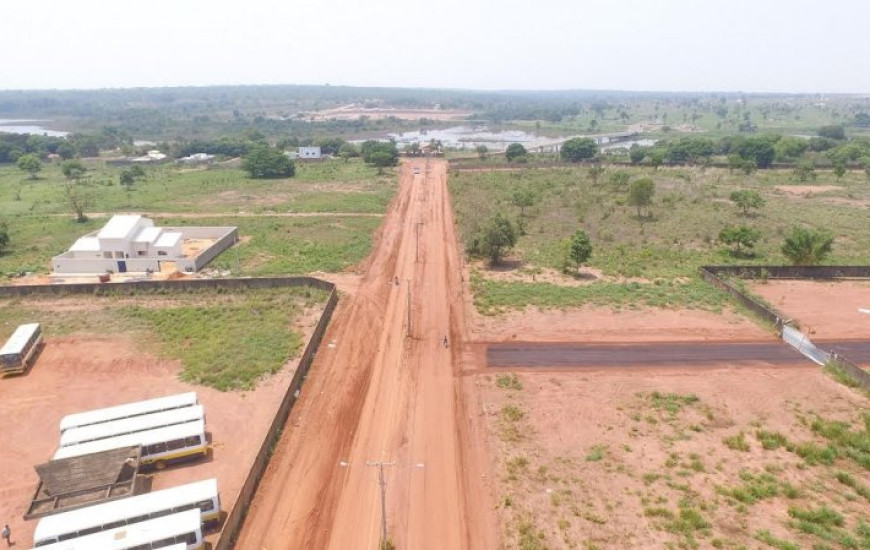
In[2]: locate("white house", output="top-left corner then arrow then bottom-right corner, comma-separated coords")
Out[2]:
298,146 -> 322,160
52,215 -> 238,275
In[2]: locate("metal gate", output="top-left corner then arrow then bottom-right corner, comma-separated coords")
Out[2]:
782,325 -> 830,366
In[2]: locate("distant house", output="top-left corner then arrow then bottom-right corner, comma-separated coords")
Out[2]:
178,153 -> 216,165
298,146 -> 322,160
52,215 -> 238,275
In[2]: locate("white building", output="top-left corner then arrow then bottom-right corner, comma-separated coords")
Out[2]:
52,215 -> 238,275
298,146 -> 322,160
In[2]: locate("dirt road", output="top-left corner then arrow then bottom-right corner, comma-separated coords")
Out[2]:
236,159 -> 496,549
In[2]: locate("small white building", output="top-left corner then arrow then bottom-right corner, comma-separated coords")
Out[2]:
178,153 -> 216,165
52,215 -> 238,275
298,146 -> 322,160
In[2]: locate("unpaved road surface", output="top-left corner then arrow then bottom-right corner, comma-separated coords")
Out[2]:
486,340 -> 870,368
237,159 -> 496,549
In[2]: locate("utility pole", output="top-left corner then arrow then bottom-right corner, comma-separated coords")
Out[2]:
366,460 -> 396,549
415,222 -> 423,263
405,279 -> 412,337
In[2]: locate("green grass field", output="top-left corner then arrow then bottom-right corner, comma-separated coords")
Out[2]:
0,158 -> 395,277
0,287 -> 327,391
451,164 -> 870,311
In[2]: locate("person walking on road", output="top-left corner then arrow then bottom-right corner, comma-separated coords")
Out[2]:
2,524 -> 11,547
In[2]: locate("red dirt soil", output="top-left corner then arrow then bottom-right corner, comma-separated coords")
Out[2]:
749,279 -> 870,340
0,310 -> 321,547
469,306 -> 772,344
237,160 -> 497,549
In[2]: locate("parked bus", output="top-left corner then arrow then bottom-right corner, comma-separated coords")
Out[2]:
0,323 -> 42,376
28,509 -> 202,550
33,478 -> 219,547
59,405 -> 205,448
54,419 -> 207,469
59,392 -> 198,432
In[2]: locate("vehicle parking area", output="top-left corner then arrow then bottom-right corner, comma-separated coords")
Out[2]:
0,327 -> 312,546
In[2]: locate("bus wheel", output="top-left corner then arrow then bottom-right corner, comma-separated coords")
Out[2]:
154,460 -> 167,470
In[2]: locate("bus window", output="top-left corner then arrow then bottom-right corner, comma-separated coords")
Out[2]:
148,441 -> 167,454
185,435 -> 202,446
197,499 -> 214,512
149,508 -> 173,519
78,526 -> 101,536
167,438 -> 185,450
151,538 -> 177,548
178,531 -> 198,544
103,520 -> 125,529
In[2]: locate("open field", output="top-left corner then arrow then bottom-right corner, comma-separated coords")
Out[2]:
0,287 -> 327,546
451,164 -> 870,312
749,280 -> 870,341
479,367 -> 870,550
0,158 -> 395,278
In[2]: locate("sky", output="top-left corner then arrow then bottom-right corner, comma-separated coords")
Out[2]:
2,0 -> 869,93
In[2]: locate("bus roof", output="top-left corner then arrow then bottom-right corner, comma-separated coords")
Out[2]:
54,419 -> 205,460
28,509 -> 199,550
60,405 -> 205,448
34,478 -> 217,543
0,323 -> 40,356
59,392 -> 198,432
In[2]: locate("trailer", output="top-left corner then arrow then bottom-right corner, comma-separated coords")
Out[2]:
0,322 -> 42,376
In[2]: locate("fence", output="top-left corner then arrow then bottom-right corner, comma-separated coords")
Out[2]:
0,276 -> 339,548
698,265 -> 870,391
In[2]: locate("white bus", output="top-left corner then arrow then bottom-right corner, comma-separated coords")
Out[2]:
0,323 -> 42,376
28,509 -> 203,550
59,392 -> 198,432
33,478 -> 220,547
59,405 -> 205,448
54,419 -> 207,470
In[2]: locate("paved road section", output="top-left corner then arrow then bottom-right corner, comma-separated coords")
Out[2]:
487,340 -> 870,368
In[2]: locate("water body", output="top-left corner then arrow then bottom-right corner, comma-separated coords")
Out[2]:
389,126 -> 555,151
0,119 -> 68,137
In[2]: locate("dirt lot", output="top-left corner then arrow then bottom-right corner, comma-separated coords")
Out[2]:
479,365 -> 870,549
750,279 -> 870,340
0,308 -> 322,546
470,306 -> 772,344
307,104 -> 471,121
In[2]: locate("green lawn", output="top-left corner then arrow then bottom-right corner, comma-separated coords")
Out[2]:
0,287 -> 327,391
0,158 -> 395,278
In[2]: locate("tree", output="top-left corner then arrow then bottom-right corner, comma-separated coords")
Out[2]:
729,190 -> 765,215
241,146 -> 295,178
369,151 -> 395,174
834,162 -> 846,180
793,159 -> 816,182
479,212 -> 517,265
854,113 -> 870,128
475,145 -> 488,160
629,144 -> 646,164
361,140 -> 398,167
818,125 -> 846,140
56,142 -> 76,160
120,169 -> 136,189
16,154 -> 42,179
337,142 -> 358,162
505,143 -> 527,162
719,225 -> 760,256
0,218 -> 9,254
734,137 -> 775,168
566,229 -> 592,271
560,137 -> 598,162
781,227 -> 833,266
587,165 -> 605,185
61,159 -> 86,180
511,188 -> 537,218
628,178 -> 655,218
62,182 -> 94,223
403,142 -> 422,157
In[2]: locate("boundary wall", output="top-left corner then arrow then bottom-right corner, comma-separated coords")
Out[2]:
0,277 -> 338,549
699,265 -> 870,390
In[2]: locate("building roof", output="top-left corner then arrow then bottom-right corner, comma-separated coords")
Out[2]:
97,215 -> 145,240
155,231 -> 182,248
69,236 -> 101,252
26,446 -> 140,519
133,226 -> 163,244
